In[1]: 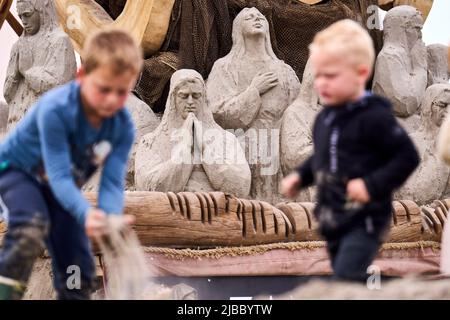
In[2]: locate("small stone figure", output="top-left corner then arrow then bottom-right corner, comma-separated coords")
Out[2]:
372,5 -> 428,131
3,0 -> 76,129
427,43 -> 449,87
396,83 -> 450,204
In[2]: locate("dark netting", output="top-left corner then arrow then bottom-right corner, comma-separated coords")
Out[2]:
134,52 -> 180,113
95,0 -> 381,111
179,0 -> 233,78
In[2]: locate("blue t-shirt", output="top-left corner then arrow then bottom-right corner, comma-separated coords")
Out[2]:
0,80 -> 135,225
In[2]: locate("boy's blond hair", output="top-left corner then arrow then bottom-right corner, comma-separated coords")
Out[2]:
309,19 -> 375,73
82,29 -> 144,75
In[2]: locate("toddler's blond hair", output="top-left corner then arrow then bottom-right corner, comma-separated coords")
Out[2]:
309,19 -> 375,73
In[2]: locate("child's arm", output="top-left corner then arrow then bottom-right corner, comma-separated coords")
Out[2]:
362,109 -> 420,201
97,123 -> 135,216
281,155 -> 314,199
296,155 -> 315,189
37,107 -> 92,225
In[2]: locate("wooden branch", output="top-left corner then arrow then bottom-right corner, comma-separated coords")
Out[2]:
0,0 -> 13,31
54,0 -> 175,57
6,11 -> 22,36
378,0 -> 434,20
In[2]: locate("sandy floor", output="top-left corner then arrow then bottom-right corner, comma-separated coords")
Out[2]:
273,276 -> 450,300
24,258 -> 55,300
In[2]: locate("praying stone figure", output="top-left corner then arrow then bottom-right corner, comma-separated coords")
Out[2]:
395,83 -> 450,205
135,69 -> 251,198
82,94 -> 160,192
427,44 -> 449,87
372,5 -> 427,133
3,0 -> 76,129
206,7 -> 300,203
280,58 -> 321,202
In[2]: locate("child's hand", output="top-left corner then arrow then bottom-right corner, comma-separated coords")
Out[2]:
85,208 -> 107,238
346,179 -> 371,204
122,214 -> 136,227
281,172 -> 301,199
85,210 -> 136,238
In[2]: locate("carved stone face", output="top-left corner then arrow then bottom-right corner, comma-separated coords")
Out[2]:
431,89 -> 450,127
384,7 -> 423,47
17,1 -> 40,36
241,8 -> 268,38
405,17 -> 423,45
175,80 -> 203,120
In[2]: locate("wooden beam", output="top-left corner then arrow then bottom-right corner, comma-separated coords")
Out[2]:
84,192 -> 429,248
0,192 -> 442,249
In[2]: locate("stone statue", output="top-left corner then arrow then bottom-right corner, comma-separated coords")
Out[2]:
135,69 -> 251,197
3,0 -> 76,129
125,93 -> 160,189
396,83 -> 450,205
206,7 -> 300,203
280,57 -> 321,176
280,58 -> 320,202
372,5 -> 427,132
427,44 -> 449,87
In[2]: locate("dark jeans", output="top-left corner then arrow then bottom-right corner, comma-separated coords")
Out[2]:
326,225 -> 382,283
0,168 -> 95,299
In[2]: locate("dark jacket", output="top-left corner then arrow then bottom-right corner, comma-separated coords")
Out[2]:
296,93 -> 420,238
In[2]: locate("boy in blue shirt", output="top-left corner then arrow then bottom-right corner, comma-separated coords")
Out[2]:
0,29 -> 142,299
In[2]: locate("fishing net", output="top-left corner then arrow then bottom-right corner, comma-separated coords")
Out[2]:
96,216 -> 170,300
